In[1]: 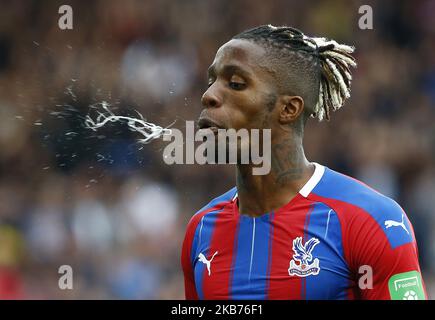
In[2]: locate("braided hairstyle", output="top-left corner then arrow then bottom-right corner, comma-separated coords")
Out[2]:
233,25 -> 356,121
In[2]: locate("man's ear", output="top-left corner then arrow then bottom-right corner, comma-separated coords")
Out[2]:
277,95 -> 305,125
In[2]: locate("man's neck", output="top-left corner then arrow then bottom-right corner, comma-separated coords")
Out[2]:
236,138 -> 315,217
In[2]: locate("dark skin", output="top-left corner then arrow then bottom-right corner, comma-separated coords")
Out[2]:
199,39 -> 315,217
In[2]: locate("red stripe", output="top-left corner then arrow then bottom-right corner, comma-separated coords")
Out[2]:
228,215 -> 242,297
267,196 -> 313,299
182,203 -> 228,271
181,202 -> 230,300
301,205 -> 314,300
347,284 -> 356,300
201,204 -> 239,299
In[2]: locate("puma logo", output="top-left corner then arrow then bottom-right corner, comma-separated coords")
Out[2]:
198,251 -> 218,276
385,213 -> 409,234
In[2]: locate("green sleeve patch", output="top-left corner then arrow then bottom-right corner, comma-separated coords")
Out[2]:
388,271 -> 426,300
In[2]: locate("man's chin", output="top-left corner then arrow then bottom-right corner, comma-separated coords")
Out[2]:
204,144 -> 246,164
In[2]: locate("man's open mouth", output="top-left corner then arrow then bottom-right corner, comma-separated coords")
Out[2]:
197,118 -> 224,131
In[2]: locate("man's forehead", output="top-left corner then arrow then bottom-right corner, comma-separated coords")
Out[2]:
212,39 -> 267,69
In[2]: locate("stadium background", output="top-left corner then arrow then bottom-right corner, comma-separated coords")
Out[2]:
0,0 -> 434,299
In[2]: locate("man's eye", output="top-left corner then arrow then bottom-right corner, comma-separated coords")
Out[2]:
229,82 -> 246,90
207,80 -> 214,88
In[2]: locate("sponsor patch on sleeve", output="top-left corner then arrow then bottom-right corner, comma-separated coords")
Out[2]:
388,271 -> 425,300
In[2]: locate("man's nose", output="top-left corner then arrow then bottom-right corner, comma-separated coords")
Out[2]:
201,86 -> 222,108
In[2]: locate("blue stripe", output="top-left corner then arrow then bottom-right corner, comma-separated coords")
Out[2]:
230,214 -> 271,299
305,203 -> 350,300
192,208 -> 222,299
312,167 -> 413,249
266,211 -> 275,299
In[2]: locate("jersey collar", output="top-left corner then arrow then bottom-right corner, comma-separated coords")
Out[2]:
299,162 -> 325,197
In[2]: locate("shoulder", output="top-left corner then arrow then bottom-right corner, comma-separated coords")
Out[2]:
181,186 -> 237,260
185,186 -> 237,232
309,167 -> 413,249
194,186 -> 237,216
312,166 -> 402,217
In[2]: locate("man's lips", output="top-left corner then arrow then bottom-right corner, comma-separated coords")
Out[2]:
197,117 -> 225,130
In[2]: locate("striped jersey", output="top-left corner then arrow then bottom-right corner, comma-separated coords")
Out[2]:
181,163 -> 427,300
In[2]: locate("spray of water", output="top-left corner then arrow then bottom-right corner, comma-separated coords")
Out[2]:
84,102 -> 172,144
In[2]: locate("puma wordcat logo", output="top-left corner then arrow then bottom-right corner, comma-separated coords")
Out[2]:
198,251 -> 218,276
385,213 -> 409,235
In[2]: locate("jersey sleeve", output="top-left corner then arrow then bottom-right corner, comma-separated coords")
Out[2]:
180,188 -> 236,300
181,214 -> 201,300
344,201 -> 427,300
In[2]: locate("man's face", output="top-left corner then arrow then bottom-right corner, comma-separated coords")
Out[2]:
198,39 -> 279,132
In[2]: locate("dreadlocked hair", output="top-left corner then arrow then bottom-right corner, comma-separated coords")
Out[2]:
233,25 -> 356,121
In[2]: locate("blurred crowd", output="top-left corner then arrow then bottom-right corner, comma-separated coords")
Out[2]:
0,0 -> 434,299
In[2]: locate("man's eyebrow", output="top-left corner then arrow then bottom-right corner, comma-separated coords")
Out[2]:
207,64 -> 251,77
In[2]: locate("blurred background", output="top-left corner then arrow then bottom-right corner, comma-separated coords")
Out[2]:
0,0 -> 434,299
